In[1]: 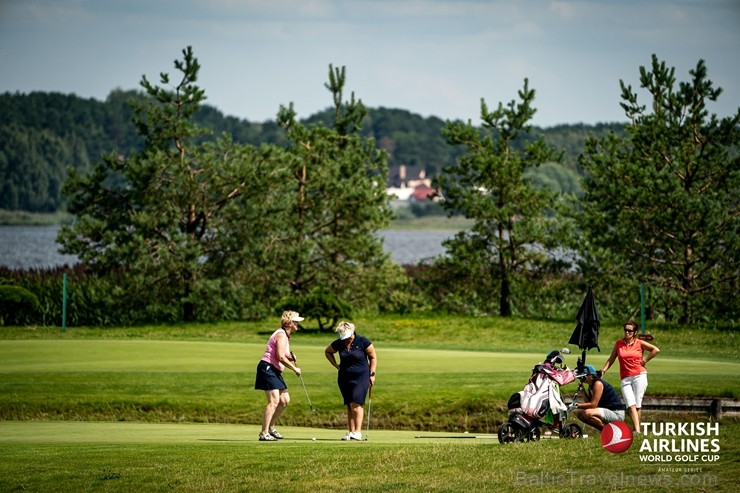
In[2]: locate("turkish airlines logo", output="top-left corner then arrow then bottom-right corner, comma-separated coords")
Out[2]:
601,422 -> 634,454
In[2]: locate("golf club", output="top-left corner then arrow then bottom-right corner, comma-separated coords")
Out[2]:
365,385 -> 372,441
298,374 -> 318,412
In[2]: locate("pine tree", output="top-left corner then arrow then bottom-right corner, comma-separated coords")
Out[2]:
59,47 -> 290,321
578,55 -> 740,323
435,79 -> 566,316
275,65 -> 394,326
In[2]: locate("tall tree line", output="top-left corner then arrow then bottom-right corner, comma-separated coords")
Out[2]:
2,48 -> 736,325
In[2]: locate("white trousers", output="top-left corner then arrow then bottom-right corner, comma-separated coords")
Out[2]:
621,373 -> 648,409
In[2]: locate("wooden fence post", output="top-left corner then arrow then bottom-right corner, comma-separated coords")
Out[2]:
709,399 -> 722,421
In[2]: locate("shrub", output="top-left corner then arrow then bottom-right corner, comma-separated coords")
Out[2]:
278,286 -> 352,331
0,284 -> 40,326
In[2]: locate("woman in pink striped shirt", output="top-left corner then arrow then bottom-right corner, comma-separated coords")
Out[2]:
255,310 -> 304,441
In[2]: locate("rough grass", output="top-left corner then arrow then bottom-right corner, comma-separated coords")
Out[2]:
4,313 -> 737,360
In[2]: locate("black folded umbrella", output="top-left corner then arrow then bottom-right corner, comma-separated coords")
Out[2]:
569,286 -> 601,368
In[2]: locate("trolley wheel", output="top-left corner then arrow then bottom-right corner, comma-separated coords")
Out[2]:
498,422 -> 519,443
525,426 -> 541,442
562,423 -> 583,439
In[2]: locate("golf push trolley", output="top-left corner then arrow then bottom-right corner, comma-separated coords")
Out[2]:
498,348 -> 586,443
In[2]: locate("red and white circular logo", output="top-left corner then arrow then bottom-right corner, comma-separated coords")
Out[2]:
601,422 -> 634,454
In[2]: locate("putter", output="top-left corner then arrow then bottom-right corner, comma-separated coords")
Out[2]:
298,374 -> 318,412
365,386 -> 372,441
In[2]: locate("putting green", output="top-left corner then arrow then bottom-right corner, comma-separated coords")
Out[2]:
0,421 -> 488,445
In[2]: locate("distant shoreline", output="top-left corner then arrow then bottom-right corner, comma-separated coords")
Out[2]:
0,210 -> 74,226
385,215 -> 473,231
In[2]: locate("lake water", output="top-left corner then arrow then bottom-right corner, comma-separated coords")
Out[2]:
0,225 -> 455,269
0,225 -> 79,269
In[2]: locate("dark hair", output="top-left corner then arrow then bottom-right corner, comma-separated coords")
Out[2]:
624,321 -> 638,331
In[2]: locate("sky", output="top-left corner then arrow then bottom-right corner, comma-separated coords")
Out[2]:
1,0 -> 739,128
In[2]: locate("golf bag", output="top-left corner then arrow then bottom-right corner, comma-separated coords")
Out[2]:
498,350 -> 584,443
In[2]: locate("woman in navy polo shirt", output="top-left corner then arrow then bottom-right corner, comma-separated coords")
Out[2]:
324,321 -> 377,440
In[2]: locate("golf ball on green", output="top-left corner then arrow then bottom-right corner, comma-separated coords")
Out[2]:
312,437 -> 316,441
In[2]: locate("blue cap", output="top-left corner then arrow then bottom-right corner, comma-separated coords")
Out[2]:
583,364 -> 598,376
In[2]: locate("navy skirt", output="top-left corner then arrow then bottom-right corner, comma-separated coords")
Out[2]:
338,372 -> 369,405
255,360 -> 287,391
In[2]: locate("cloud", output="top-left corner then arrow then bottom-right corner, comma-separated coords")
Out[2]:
1,0 -> 738,126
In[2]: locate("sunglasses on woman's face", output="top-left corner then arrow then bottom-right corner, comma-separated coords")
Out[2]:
624,328 -> 636,333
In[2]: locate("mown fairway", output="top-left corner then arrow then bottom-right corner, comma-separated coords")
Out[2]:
2,338 -> 738,429
1,317 -> 738,491
0,420 -> 737,493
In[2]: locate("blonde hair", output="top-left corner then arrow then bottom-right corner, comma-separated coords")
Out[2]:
281,310 -> 300,329
335,321 -> 355,337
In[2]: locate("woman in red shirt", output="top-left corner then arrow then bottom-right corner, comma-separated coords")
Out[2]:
600,321 -> 660,433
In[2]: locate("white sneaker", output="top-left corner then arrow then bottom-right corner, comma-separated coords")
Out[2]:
341,432 -> 353,441
350,431 -> 363,441
268,428 -> 283,439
